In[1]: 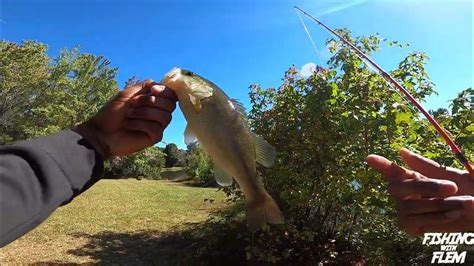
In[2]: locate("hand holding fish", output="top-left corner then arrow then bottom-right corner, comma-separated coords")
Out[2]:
74,80 -> 177,159
367,148 -> 474,235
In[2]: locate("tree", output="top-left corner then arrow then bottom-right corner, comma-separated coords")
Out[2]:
163,143 -> 185,167
0,40 -> 118,143
176,148 -> 188,167
0,41 -> 50,143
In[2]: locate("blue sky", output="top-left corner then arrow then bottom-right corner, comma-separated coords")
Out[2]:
2,0 -> 472,149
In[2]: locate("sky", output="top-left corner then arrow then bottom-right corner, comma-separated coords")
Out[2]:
1,0 -> 473,149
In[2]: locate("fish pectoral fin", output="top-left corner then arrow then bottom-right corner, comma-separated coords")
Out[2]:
189,94 -> 202,112
184,124 -> 198,145
255,135 -> 276,168
189,84 -> 213,112
212,166 -> 233,186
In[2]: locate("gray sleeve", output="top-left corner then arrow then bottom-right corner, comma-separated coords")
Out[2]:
0,130 -> 104,247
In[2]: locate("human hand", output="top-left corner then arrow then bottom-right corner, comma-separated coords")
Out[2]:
367,148 -> 474,235
73,80 -> 177,159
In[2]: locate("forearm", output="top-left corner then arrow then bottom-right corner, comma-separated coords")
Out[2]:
0,130 -> 103,247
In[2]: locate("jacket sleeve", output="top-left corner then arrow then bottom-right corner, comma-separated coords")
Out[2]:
0,130 -> 104,247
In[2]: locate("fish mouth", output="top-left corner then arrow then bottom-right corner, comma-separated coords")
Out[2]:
162,67 -> 182,83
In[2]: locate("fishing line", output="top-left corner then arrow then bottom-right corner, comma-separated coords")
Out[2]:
294,6 -> 474,178
295,8 -> 324,64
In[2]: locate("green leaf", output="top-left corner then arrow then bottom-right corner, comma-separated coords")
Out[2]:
395,112 -> 412,124
466,124 -> 474,133
330,83 -> 339,96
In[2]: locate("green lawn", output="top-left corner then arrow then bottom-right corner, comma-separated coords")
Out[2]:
0,179 -> 227,264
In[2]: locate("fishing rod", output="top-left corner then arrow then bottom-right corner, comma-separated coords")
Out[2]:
294,6 -> 474,178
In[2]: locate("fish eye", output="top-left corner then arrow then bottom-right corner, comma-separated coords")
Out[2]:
182,70 -> 194,77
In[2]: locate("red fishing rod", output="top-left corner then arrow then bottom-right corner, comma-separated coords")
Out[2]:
294,6 -> 474,178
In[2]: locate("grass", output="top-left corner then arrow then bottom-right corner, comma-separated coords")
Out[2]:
0,179 -> 227,264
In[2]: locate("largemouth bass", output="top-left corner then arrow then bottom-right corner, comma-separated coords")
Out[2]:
161,68 -> 284,231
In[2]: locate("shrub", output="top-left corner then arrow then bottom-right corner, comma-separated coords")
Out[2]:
105,146 -> 165,179
198,30 -> 473,264
185,143 -> 215,186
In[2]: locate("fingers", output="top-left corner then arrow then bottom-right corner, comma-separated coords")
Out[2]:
143,81 -> 178,102
400,148 -> 466,181
367,153 -> 458,199
129,94 -> 176,112
149,84 -> 178,102
118,79 -> 178,102
125,119 -> 164,143
399,198 -> 464,215
398,196 -> 474,235
126,107 -> 172,126
389,178 -> 458,199
369,150 -> 474,235
400,210 -> 463,236
118,79 -> 156,99
366,154 -> 411,182
142,79 -> 156,90
120,80 -> 175,145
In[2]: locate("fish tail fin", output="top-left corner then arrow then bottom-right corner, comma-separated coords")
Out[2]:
263,192 -> 285,225
246,193 -> 284,232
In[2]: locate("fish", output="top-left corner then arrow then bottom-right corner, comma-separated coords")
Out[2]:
160,68 -> 284,231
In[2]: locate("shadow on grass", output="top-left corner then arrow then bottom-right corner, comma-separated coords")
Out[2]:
161,167 -> 217,188
177,179 -> 218,188
66,205 -> 247,265
68,229 -> 196,265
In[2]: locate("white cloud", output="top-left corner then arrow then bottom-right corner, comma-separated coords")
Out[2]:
300,62 -> 317,78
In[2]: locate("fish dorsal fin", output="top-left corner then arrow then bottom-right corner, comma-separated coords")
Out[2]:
189,83 -> 213,112
213,166 -> 233,186
254,135 -> 276,168
229,98 -> 246,118
184,124 -> 198,145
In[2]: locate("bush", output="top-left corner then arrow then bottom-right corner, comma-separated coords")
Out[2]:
105,146 -> 165,179
195,30 -> 473,264
185,143 -> 215,186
